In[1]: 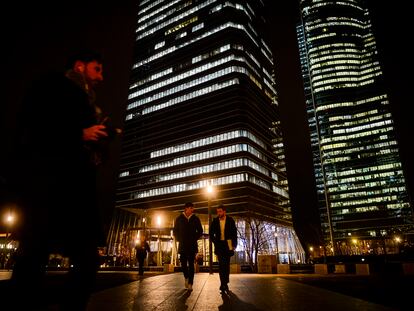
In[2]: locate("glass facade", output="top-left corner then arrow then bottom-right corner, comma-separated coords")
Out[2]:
297,0 -> 413,255
107,0 -> 304,264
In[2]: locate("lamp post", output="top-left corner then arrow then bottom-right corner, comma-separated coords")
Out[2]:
2,212 -> 14,269
274,232 -> 279,264
5,214 -> 14,243
206,184 -> 214,274
157,215 -> 162,266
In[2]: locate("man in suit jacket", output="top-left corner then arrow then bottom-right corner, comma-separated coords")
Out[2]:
209,204 -> 237,293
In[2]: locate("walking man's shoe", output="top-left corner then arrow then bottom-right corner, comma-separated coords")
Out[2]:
188,284 -> 193,291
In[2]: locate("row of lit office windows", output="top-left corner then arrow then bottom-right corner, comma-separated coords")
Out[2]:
307,32 -> 355,44
322,58 -> 379,74
137,0 -> 191,32
211,2 -> 253,21
315,94 -> 388,113
312,79 -> 368,93
138,0 -> 255,34
128,65 -> 249,108
150,129 -> 266,158
138,0 -> 257,44
165,16 -> 199,35
139,78 -> 238,115
130,44 -> 276,97
261,39 -> 272,59
324,153 -> 371,164
303,1 -> 363,16
135,41 -> 271,91
310,59 -> 360,72
325,140 -> 397,158
305,19 -> 364,34
133,22 -> 263,70
311,67 -> 381,85
311,68 -> 381,86
137,0 -> 165,16
326,162 -> 402,179
329,179 -> 395,193
313,77 -> 375,94
130,42 -> 232,89
320,126 -> 394,151
139,144 -> 264,174
333,203 -> 410,216
329,111 -> 390,127
131,172 -> 271,199
311,59 -> 381,78
273,184 -> 289,199
130,67 -> 173,90
140,158 -> 270,184
128,54 -> 256,100
138,0 -> 180,23
136,0 -> 216,39
330,194 -> 403,208
332,162 -> 402,177
325,170 -> 402,186
307,41 -> 358,54
309,52 -> 360,65
326,170 -> 405,187
312,64 -> 359,76
330,186 -> 406,201
323,119 -> 393,139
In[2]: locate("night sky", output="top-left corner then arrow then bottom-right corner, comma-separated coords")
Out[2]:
1,1 -> 412,248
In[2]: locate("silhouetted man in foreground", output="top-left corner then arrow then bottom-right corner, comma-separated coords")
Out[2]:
9,50 -> 118,310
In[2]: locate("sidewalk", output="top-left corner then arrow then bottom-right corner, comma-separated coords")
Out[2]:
86,273 -> 396,311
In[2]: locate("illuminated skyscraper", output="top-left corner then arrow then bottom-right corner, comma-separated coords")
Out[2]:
107,0 -> 304,263
297,0 -> 413,255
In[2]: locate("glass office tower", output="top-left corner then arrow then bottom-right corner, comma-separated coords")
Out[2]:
297,0 -> 413,255
107,0 -> 304,264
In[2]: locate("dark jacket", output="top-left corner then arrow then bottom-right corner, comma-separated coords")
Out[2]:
173,213 -> 203,254
210,216 -> 237,256
12,72 -> 104,250
135,241 -> 150,258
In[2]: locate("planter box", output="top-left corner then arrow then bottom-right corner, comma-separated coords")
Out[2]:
230,263 -> 241,274
277,264 -> 291,274
355,263 -> 370,275
314,263 -> 329,275
163,264 -> 174,273
334,264 -> 346,274
257,255 -> 277,274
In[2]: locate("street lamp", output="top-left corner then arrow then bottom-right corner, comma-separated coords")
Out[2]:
1,212 -> 14,269
157,215 -> 162,266
4,213 -> 14,247
206,184 -> 215,274
394,236 -> 401,254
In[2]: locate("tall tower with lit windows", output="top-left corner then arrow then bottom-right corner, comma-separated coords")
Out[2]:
297,0 -> 413,255
107,0 -> 305,263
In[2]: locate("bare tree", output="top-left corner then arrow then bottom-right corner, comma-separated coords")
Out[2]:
237,216 -> 274,272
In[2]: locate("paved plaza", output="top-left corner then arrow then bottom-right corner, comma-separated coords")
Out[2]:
0,270 -> 404,310
87,273 -> 395,311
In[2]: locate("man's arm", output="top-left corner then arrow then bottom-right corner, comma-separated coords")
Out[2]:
209,218 -> 217,244
196,217 -> 203,240
173,217 -> 180,241
230,217 -> 237,248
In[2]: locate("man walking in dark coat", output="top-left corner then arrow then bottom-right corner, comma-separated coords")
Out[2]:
173,202 -> 203,291
210,204 -> 237,293
135,235 -> 150,276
